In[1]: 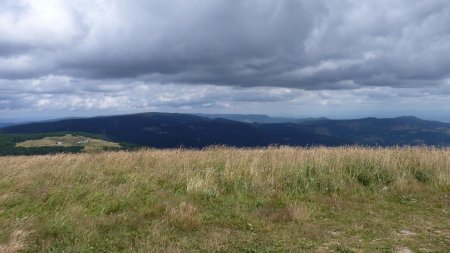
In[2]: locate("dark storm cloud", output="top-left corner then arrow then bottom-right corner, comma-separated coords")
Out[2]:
59,0 -> 319,82
2,0 -> 450,121
1,0 -> 449,90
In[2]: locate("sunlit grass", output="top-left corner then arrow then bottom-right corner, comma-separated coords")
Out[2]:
0,146 -> 449,252
15,134 -> 121,151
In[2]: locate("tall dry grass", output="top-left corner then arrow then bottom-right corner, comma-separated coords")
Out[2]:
0,146 -> 449,252
1,146 -> 449,196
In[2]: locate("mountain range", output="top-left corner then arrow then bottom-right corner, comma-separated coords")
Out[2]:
193,113 -> 327,123
0,123 -> 15,128
2,113 -> 450,148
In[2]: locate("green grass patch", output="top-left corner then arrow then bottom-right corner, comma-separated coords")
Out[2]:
16,134 -> 121,150
0,147 -> 449,252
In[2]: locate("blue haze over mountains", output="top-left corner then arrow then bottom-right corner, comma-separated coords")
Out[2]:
2,113 -> 450,148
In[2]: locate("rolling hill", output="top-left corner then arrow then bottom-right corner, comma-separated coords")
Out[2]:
2,113 -> 450,148
0,123 -> 15,128
195,113 -> 328,123
194,113 -> 300,123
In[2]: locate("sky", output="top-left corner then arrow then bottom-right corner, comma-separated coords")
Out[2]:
1,0 -> 450,122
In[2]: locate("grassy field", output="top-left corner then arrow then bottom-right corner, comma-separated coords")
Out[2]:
16,134 -> 121,151
0,147 -> 449,252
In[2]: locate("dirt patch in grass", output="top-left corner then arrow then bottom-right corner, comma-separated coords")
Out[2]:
0,230 -> 29,253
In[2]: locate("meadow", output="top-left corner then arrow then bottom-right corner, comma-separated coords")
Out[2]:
0,147 -> 449,252
16,134 -> 121,152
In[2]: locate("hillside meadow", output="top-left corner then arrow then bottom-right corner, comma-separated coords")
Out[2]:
0,147 -> 449,252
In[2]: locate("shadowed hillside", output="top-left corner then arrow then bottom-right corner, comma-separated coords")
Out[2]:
0,123 -> 15,128
2,113 -> 450,148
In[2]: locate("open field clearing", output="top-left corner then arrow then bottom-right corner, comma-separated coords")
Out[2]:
16,134 -> 121,151
0,147 -> 449,252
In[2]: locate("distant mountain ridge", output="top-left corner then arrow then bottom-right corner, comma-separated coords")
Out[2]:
0,123 -> 15,128
2,112 -> 450,147
194,113 -> 328,123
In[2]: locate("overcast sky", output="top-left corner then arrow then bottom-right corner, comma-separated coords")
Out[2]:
1,0 -> 450,122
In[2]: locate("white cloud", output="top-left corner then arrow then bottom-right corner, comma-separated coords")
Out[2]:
0,0 -> 450,120
0,75 -> 449,122
0,0 -> 81,48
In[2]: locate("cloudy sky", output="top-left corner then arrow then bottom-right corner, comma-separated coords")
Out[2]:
1,0 -> 450,122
